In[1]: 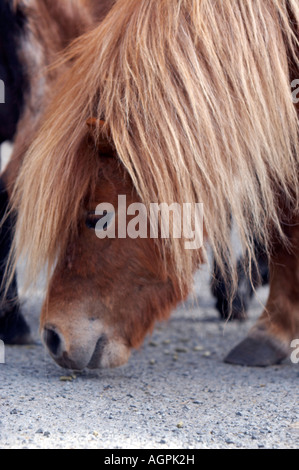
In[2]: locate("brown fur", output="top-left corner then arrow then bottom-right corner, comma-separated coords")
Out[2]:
2,0 -> 299,368
254,215 -> 299,345
41,148 -> 186,354
10,0 -> 299,293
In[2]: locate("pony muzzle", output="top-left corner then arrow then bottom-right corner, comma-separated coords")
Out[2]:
42,324 -> 130,370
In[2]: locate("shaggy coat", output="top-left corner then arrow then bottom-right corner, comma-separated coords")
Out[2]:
1,0 -> 299,368
10,0 -> 299,294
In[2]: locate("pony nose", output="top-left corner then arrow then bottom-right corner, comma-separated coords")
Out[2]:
43,325 -> 65,358
42,324 -> 107,370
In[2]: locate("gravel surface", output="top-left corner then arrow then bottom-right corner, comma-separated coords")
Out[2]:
0,267 -> 298,450
0,143 -> 298,449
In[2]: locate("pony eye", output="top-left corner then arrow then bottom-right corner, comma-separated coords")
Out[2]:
85,211 -> 108,230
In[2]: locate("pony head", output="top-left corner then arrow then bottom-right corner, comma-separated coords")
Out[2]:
40,121 -> 187,369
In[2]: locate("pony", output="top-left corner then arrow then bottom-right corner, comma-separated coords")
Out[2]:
2,0 -> 299,369
0,0 -> 30,344
0,0 -> 27,145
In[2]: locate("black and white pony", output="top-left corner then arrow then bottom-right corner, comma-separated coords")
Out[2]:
0,0 -> 30,344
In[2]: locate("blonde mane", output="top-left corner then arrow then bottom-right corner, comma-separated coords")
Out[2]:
9,0 -> 299,294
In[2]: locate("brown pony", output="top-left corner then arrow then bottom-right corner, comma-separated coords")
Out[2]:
3,0 -> 299,369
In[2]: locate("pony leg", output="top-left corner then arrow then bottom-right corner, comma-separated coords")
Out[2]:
225,220 -> 299,366
211,239 -> 269,321
0,178 -> 31,345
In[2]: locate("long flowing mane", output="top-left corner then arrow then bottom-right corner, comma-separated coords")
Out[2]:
9,0 -> 299,294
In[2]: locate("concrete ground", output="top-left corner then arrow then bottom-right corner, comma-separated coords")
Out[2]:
0,143 -> 298,449
0,268 -> 298,450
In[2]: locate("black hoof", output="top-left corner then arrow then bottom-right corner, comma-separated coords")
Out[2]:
224,334 -> 288,367
0,305 -> 32,345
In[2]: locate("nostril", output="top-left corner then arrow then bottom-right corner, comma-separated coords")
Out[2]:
87,334 -> 108,369
43,327 -> 63,357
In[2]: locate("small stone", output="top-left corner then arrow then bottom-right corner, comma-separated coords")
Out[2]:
202,351 -> 211,357
175,347 -> 188,353
225,439 -> 234,444
289,422 -> 299,429
177,422 -> 184,429
193,345 -> 204,352
59,376 -> 73,382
